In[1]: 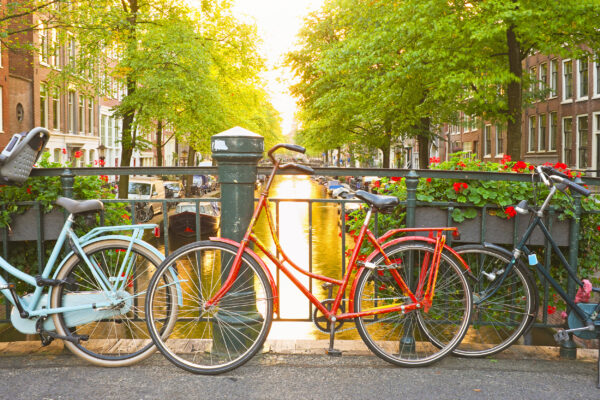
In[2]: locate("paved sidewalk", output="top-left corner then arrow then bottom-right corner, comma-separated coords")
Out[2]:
0,340 -> 598,399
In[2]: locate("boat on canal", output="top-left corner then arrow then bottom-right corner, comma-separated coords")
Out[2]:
168,201 -> 220,237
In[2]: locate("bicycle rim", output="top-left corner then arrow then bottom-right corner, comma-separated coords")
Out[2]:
146,240 -> 273,374
453,245 -> 536,357
354,243 -> 472,367
51,239 -> 177,367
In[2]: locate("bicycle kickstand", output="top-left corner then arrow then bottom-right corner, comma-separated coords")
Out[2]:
326,316 -> 342,357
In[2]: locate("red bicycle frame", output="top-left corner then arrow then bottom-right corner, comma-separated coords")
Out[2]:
204,158 -> 470,321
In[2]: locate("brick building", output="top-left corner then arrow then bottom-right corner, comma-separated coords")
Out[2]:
439,52 -> 600,175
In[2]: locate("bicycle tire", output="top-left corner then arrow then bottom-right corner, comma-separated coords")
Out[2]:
353,242 -> 472,367
452,244 -> 537,357
50,239 -> 178,367
145,240 -> 273,374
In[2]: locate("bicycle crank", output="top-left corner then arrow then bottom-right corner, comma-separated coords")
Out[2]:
312,299 -> 345,333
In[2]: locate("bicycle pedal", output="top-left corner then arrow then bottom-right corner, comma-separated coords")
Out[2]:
554,329 -> 569,343
326,348 -> 342,357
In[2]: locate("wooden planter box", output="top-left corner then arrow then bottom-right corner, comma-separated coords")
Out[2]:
1,208 -> 64,242
414,207 -> 570,246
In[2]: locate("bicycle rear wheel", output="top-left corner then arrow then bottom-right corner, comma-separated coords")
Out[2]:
51,239 -> 177,367
353,242 -> 472,367
452,245 -> 537,357
145,240 -> 273,374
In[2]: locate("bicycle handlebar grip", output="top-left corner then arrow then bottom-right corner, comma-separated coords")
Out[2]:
562,178 -> 591,197
541,165 -> 570,180
267,143 -> 306,158
281,163 -> 314,175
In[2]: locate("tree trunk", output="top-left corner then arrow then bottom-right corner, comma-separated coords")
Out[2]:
185,148 -> 196,196
118,74 -> 136,199
506,24 -> 523,161
417,117 -> 431,169
117,0 -> 138,200
156,120 -> 163,167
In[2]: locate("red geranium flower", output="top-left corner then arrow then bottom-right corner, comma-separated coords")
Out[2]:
391,177 -> 403,182
426,177 -> 432,183
505,206 -> 517,219
512,161 -> 527,172
74,150 -> 82,159
26,186 -> 32,194
62,148 -> 67,154
453,182 -> 468,193
547,305 -> 557,315
373,180 -> 381,188
500,154 -> 512,165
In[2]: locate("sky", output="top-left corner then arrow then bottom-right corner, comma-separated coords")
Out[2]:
230,0 -> 325,136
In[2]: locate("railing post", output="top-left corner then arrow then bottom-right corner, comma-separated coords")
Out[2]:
211,127 -> 264,241
560,176 -> 583,359
60,168 -> 75,198
211,126 -> 264,353
405,170 -> 419,228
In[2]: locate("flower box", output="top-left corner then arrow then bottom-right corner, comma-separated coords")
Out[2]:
0,208 -> 64,242
414,207 -> 570,246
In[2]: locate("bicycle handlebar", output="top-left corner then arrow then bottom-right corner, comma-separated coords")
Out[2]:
267,143 -> 313,175
536,165 -> 591,197
280,163 -> 314,175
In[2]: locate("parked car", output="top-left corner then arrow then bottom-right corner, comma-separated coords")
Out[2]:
127,177 -> 166,219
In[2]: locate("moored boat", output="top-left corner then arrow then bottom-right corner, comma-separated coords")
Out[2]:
168,201 -> 220,237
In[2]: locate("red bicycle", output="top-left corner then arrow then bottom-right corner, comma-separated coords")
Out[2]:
145,144 -> 473,374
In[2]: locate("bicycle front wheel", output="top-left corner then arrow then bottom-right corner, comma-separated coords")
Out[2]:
452,245 -> 537,357
51,239 -> 178,367
145,240 -> 273,374
353,243 -> 472,367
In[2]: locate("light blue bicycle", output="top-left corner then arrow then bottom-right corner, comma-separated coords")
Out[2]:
0,128 -> 178,367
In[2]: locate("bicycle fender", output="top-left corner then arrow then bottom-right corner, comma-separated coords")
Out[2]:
209,237 -> 279,315
348,236 -> 472,313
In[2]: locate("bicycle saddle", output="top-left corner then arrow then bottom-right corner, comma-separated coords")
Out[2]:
354,190 -> 399,214
55,197 -> 104,214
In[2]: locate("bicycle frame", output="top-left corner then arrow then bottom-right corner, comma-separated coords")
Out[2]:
482,185 -> 600,326
205,159 -> 469,321
0,214 -> 161,328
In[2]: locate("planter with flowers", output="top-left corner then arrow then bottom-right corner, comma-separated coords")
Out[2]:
345,152 -> 600,292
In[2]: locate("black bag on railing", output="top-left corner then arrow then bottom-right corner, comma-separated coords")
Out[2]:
0,127 -> 50,186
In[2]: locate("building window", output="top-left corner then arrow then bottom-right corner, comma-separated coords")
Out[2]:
68,91 -> 76,133
40,84 -> 48,128
563,117 -> 573,165
578,58 -> 589,99
578,115 -> 589,168
484,125 -> 491,156
52,89 -> 60,131
78,96 -> 84,134
50,28 -> 59,67
68,36 -> 76,68
39,24 -> 49,64
101,114 -> 107,146
87,98 -> 93,134
495,124 -> 504,156
538,114 -> 547,152
549,112 -> 557,151
550,59 -> 558,97
563,60 -> 573,100
53,148 -> 61,163
528,116 -> 536,152
529,66 -> 537,94
539,62 -> 548,95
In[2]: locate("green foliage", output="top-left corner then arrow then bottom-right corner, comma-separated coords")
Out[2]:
0,152 -> 128,228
